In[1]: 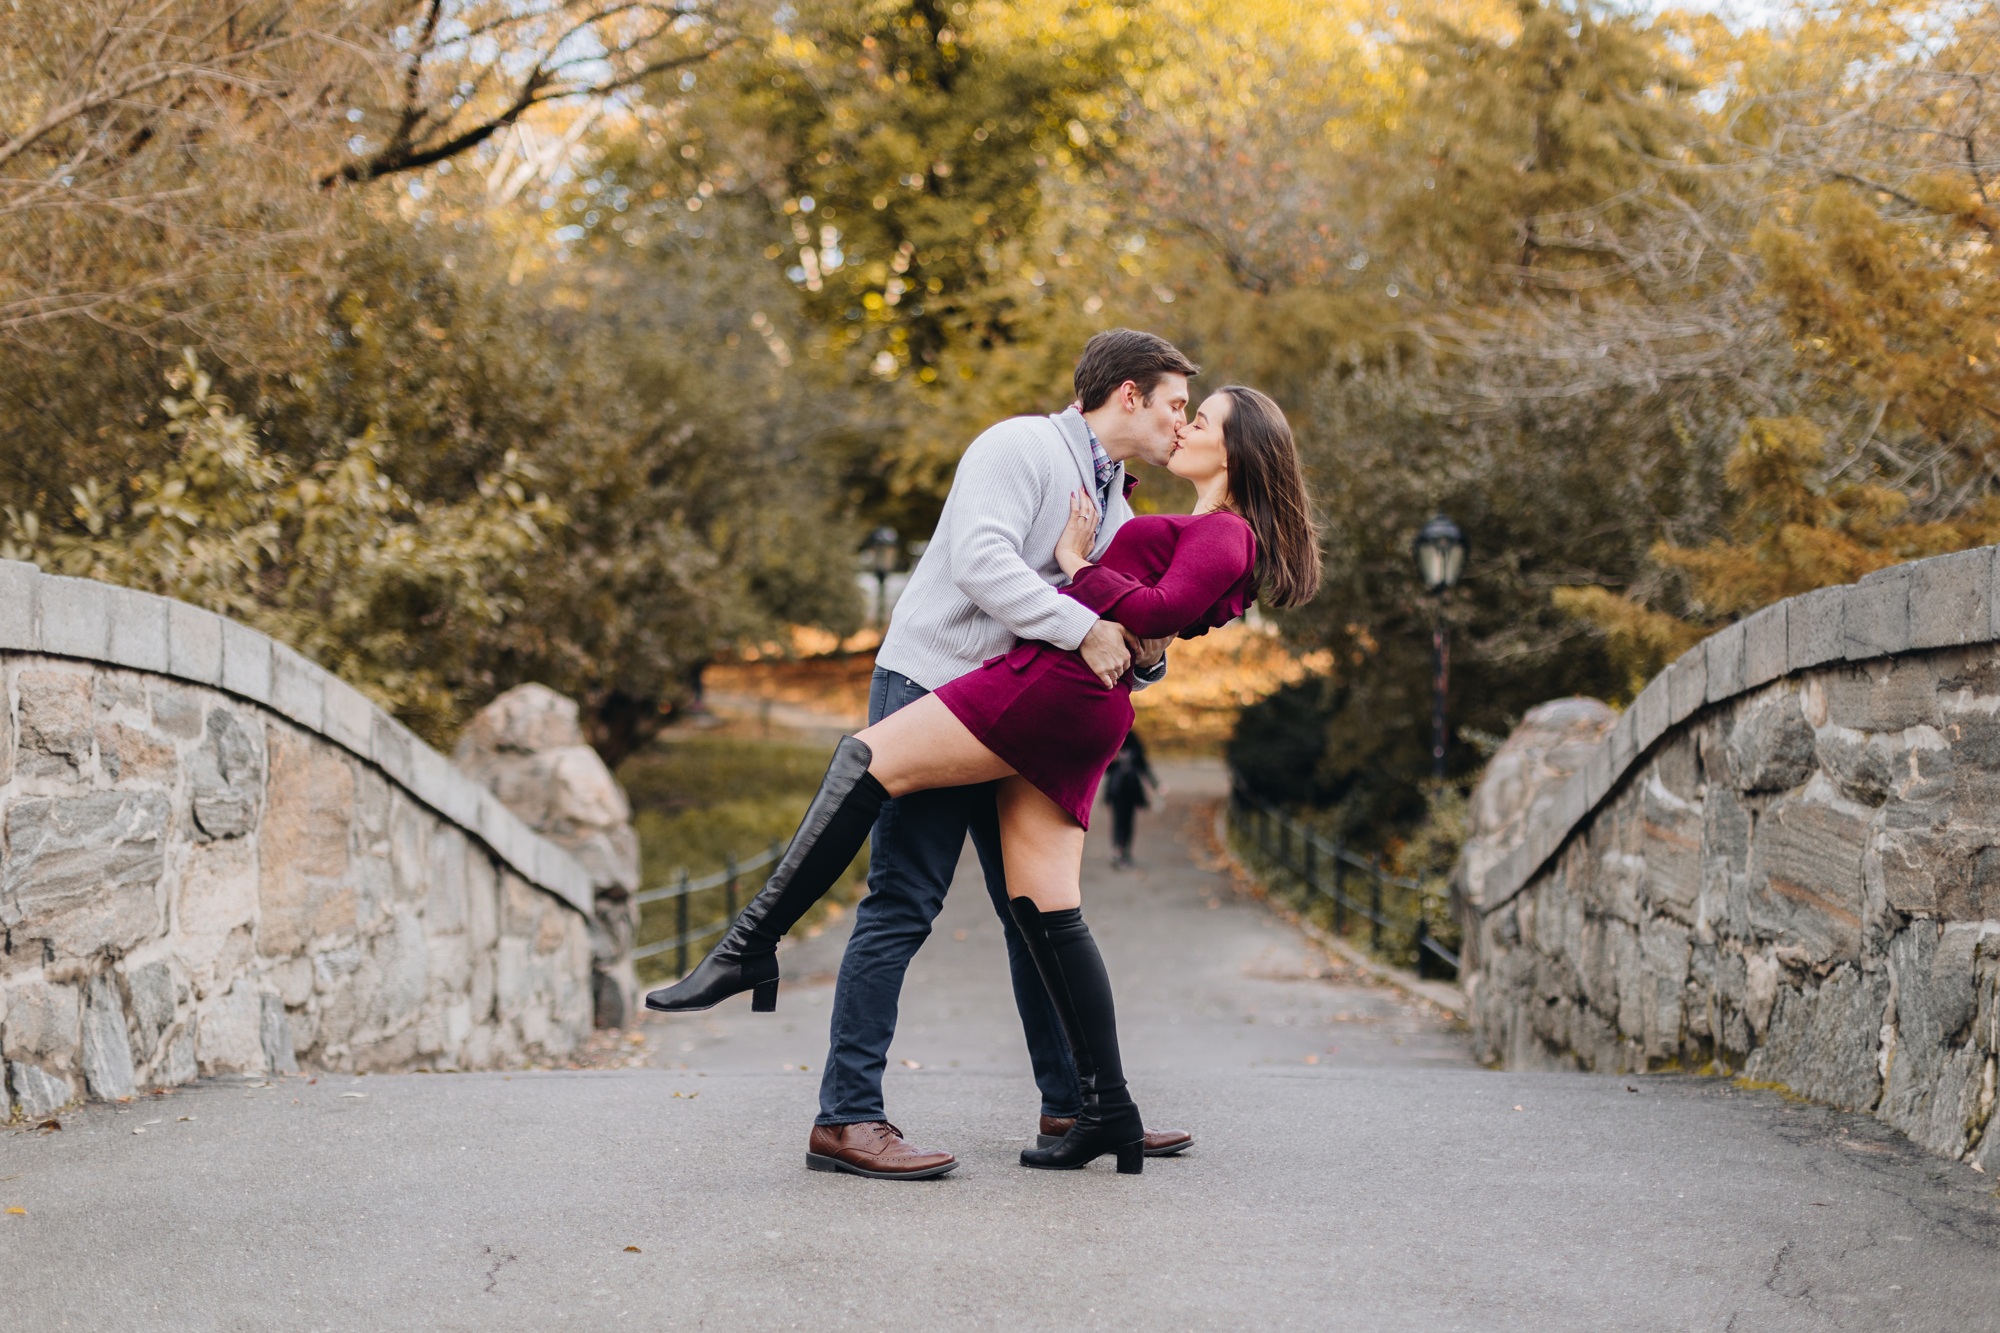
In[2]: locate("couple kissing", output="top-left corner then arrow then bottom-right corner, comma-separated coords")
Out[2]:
647,328 -> 1322,1179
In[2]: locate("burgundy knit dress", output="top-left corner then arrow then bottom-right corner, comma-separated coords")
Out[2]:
934,511 -> 1257,828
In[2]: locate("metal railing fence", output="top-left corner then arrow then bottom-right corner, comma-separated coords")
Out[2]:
631,840 -> 783,977
1226,783 -> 1461,979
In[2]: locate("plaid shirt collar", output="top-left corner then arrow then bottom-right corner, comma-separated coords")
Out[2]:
1083,421 -> 1118,516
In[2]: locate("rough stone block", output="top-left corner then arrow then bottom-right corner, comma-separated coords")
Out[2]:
1726,692 -> 1816,793
1704,622 -> 1746,704
467,853 -> 499,953
37,574 -> 110,659
126,961 -> 177,1060
8,1062 -> 74,1118
259,995 -> 300,1074
191,707 -> 262,840
1745,965 -> 1887,1112
1845,564 -> 1912,661
268,644 -> 325,732
166,601 -> 224,685
425,829 -> 469,936
4,979 -> 80,1066
173,838 -> 257,974
1746,783 -> 1869,962
220,618 -> 271,703
1822,658 -> 1938,732
0,558 -> 39,651
1787,587 -> 1846,674
104,586 -> 170,674
1669,645 -> 1707,724
257,728 -> 357,956
17,669 -> 94,780
3,792 -> 168,954
80,972 -> 137,1101
1743,603 -> 1788,689
1639,918 -> 1692,1059
196,983 -> 266,1075
1904,547 -> 1994,651
322,676 -> 373,756
1641,780 -> 1701,923
1634,675 -> 1670,754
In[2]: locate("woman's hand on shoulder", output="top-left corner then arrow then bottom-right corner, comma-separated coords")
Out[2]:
1056,489 -> 1099,578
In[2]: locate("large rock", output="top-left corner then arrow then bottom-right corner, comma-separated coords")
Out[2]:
1458,698 -> 1618,909
454,684 -> 639,1027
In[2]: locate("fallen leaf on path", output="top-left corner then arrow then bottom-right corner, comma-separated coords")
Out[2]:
624,1246 -> 641,1253
5,1207 -> 24,1215
177,1116 -> 195,1123
671,1091 -> 699,1099
901,1059 -> 922,1069
1626,1086 -> 1638,1093
36,1119 -> 59,1132
0,1175 -> 18,1183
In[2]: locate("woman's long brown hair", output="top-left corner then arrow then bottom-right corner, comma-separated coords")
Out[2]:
1216,385 -> 1322,608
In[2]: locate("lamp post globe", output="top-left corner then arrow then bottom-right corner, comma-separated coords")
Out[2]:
1413,513 -> 1467,594
1411,513 -> 1467,783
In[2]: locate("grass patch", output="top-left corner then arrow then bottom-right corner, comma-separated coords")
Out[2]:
617,734 -> 868,984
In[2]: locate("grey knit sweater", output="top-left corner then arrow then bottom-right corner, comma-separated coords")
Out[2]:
877,406 -> 1151,693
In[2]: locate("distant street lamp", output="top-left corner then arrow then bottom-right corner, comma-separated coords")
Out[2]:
868,526 -> 899,628
1412,514 -> 1468,783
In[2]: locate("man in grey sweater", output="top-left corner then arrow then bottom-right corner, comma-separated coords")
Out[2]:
808,329 -> 1201,1178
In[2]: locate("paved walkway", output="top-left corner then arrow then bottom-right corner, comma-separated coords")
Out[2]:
9,765 -> 2000,1330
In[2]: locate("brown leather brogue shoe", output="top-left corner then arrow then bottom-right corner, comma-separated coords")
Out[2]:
1039,1114 -> 1192,1157
807,1121 -> 958,1179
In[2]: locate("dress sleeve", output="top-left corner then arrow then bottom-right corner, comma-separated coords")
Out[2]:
1065,515 -> 1255,639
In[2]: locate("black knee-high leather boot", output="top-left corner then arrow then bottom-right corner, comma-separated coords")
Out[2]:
645,737 -> 888,1014
1009,898 -> 1144,1174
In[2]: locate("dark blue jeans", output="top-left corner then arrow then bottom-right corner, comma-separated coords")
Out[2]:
815,667 -> 1082,1125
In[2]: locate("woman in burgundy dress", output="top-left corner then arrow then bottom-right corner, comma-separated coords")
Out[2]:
649,386 -> 1321,1174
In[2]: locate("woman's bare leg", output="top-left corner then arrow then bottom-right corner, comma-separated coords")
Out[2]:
996,776 -> 1087,911
854,693 -> 1015,796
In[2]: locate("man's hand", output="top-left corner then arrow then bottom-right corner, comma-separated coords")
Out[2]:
1122,628 -> 1171,672
1079,620 -> 1132,688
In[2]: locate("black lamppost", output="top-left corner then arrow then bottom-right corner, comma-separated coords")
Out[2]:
868,526 -> 899,628
1412,514 -> 1468,783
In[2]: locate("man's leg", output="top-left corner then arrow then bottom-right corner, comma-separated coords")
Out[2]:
815,668 -> 987,1126
966,797 -> 1084,1119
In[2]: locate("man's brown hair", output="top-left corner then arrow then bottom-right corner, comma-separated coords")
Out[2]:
1072,328 -> 1200,412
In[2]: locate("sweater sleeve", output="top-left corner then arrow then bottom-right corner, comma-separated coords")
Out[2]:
1065,515 -> 1254,639
946,427 -> 1102,651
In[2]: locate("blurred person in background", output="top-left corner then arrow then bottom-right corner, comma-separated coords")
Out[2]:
1104,731 -> 1159,870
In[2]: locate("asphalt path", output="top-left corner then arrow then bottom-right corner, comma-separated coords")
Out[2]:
8,763 -> 2000,1331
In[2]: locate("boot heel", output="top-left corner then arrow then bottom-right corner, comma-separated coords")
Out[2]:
1115,1141 -> 1144,1175
751,980 -> 779,1012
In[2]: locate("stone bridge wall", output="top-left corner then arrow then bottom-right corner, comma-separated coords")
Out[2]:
0,562 -> 600,1119
1466,547 -> 2000,1167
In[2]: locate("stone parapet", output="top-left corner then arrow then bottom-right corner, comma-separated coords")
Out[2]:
1463,544 -> 2000,1167
0,561 -> 591,914
0,564 -> 599,1118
